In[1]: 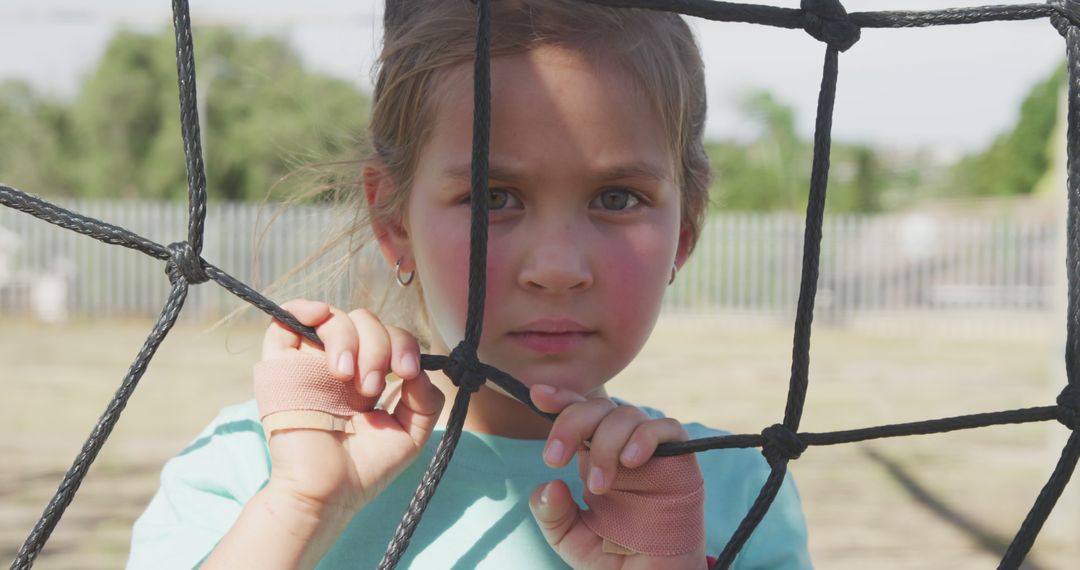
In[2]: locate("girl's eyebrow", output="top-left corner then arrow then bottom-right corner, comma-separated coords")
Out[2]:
442,160 -> 670,183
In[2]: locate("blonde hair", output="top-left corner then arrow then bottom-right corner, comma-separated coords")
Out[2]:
246,0 -> 710,341
370,0 -> 710,242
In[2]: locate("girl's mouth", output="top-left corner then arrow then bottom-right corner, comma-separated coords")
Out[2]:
508,331 -> 594,354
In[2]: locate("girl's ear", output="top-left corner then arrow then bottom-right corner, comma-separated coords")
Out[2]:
363,159 -> 414,272
674,225 -> 693,271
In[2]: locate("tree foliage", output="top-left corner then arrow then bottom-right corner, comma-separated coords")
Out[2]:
0,81 -> 73,196
1,27 -> 369,201
5,27 -> 1059,209
708,61 -> 1065,213
947,63 -> 1064,197
708,91 -> 903,213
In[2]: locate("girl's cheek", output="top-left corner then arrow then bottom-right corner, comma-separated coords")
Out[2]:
416,218 -> 474,348
417,212 -> 515,352
602,231 -> 673,329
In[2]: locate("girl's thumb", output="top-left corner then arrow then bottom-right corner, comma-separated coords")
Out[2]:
529,480 -> 579,548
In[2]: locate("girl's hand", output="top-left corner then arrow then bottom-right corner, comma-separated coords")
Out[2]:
258,299 -> 445,518
527,386 -> 707,569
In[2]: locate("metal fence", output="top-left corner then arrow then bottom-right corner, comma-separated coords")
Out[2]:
665,211 -> 1058,316
0,199 -> 1059,325
0,199 -> 356,322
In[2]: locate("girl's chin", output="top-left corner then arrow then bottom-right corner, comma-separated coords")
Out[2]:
483,378 -> 605,402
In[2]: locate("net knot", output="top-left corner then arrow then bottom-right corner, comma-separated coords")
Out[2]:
445,342 -> 485,393
1050,0 -> 1080,37
165,241 -> 209,285
1056,383 -> 1080,430
760,424 -> 807,467
800,0 -> 860,52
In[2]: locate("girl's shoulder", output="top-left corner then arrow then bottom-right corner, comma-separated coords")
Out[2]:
128,400 -> 271,569
163,399 -> 269,490
211,398 -> 262,425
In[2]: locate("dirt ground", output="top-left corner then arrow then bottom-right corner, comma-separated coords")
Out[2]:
1,313 -> 1077,569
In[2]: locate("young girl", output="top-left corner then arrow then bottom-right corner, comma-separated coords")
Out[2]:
129,0 -> 810,567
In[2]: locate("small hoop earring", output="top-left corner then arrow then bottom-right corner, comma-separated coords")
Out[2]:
668,264 -> 677,285
395,256 -> 415,287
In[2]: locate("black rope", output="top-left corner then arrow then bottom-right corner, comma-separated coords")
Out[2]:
583,0 -> 1060,30
5,0 -> 1080,568
0,188 -> 170,259
712,37 -> 841,569
10,281 -> 189,569
171,0 -> 208,255
462,0 -> 493,352
655,405 -> 1062,456
377,390 -> 474,569
999,433 -> 1080,569
714,466 -> 788,567
378,0 -> 493,566
998,16 -> 1080,568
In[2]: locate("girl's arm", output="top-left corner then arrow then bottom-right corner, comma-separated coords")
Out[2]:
202,479 -> 354,569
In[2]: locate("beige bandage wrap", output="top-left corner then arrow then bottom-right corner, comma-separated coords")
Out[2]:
253,355 -> 378,434
577,450 -> 705,557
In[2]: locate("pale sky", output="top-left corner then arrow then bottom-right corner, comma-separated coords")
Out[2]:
0,0 -> 1067,152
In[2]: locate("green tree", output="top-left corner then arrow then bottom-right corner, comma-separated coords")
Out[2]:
0,80 -> 74,196
709,90 -> 894,213
56,27 -> 369,201
710,89 -> 953,213
709,91 -> 809,211
948,63 -> 1064,197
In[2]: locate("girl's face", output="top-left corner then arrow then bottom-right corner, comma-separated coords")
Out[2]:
380,46 -> 691,398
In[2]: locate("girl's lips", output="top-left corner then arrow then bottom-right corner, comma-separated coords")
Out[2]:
508,331 -> 594,354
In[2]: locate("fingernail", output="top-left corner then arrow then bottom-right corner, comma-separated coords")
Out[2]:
337,352 -> 354,376
403,354 -> 420,377
621,442 -> 640,464
543,439 -> 564,466
362,371 -> 382,396
588,467 -> 605,494
535,384 -> 556,395
539,482 -> 551,506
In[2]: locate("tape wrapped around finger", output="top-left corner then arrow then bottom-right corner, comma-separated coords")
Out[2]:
253,355 -> 378,434
577,450 -> 705,557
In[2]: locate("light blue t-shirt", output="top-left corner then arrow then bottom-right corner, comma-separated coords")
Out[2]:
128,399 -> 811,569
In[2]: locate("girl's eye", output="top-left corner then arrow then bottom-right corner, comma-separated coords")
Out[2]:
592,188 -> 641,211
489,188 -> 511,210
462,188 -> 520,210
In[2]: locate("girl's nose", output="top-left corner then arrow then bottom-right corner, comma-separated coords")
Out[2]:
517,232 -> 594,294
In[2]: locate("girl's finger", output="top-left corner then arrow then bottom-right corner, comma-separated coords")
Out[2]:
385,325 -> 422,380
313,306 -> 360,381
262,319 -> 303,359
622,418 -> 690,469
529,383 -> 587,414
346,309 -> 392,397
581,405 -> 649,495
280,298 -> 333,326
390,370 -> 445,448
543,398 -> 618,468
261,299 -> 333,359
528,479 -> 598,561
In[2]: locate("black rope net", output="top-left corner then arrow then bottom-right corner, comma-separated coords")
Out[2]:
4,0 -> 1080,568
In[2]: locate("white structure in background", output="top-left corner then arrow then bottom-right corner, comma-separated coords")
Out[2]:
0,223 -> 73,323
897,213 -> 940,261
29,257 -> 74,324
0,224 -> 18,287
